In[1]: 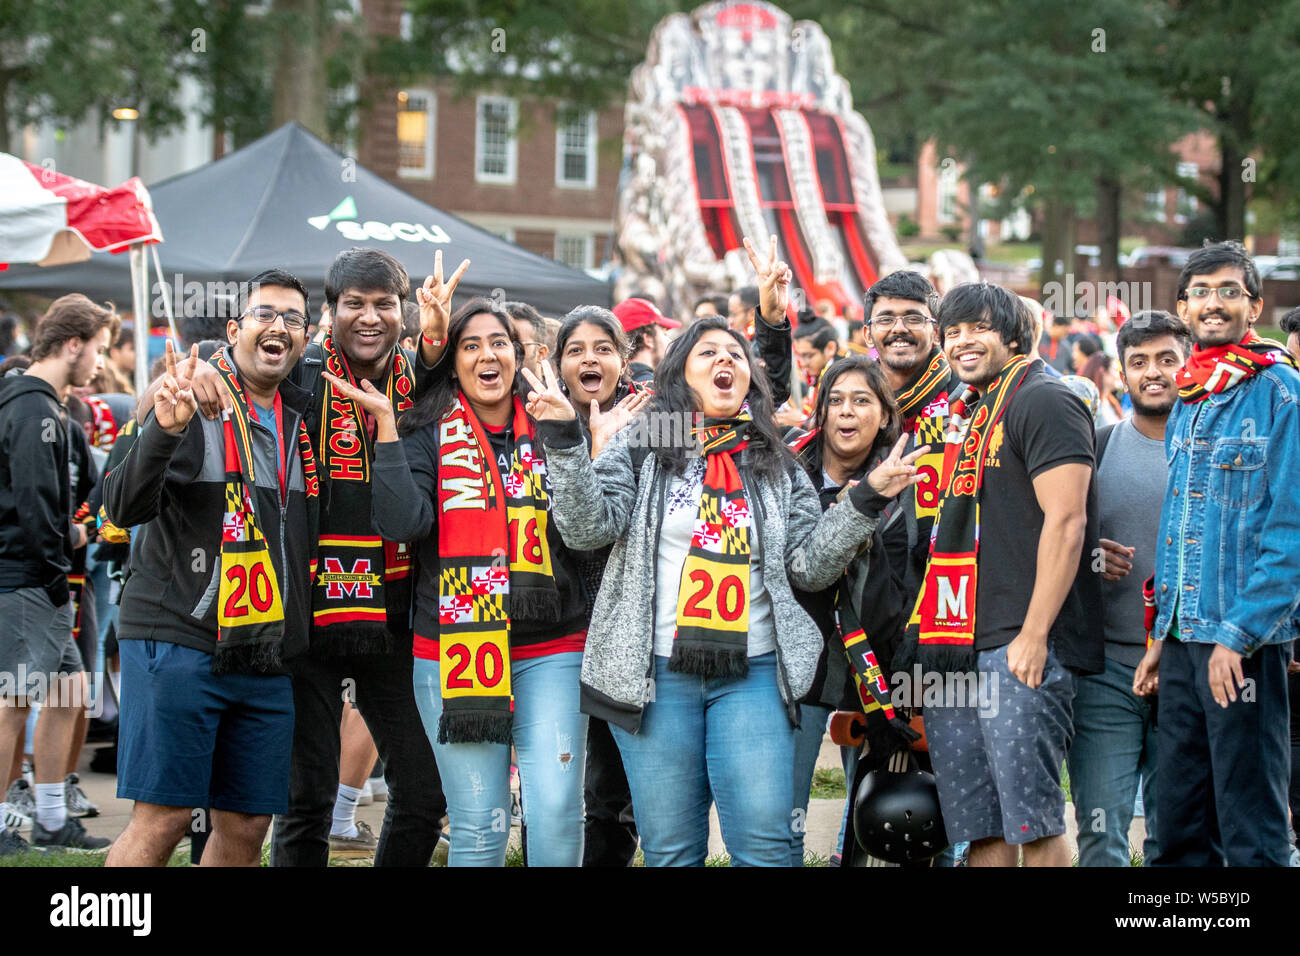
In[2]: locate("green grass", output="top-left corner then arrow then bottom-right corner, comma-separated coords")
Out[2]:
0,847 -> 188,867
809,767 -> 847,800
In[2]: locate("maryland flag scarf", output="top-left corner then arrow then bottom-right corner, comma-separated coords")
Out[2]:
895,354 -> 1032,674
670,407 -> 754,679
895,348 -> 954,523
212,349 -> 318,674
1176,329 -> 1296,403
838,595 -> 920,756
436,394 -> 559,743
313,335 -> 415,654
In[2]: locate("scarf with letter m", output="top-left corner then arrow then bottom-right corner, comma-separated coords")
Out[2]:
436,394 -> 559,744
895,354 -> 1031,674
671,408 -> 753,679
212,349 -> 318,674
1176,329 -> 1296,403
313,335 -> 415,654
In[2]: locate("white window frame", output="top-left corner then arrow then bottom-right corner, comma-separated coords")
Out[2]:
553,233 -> 593,270
397,89 -> 436,180
1144,189 -> 1167,223
937,160 -> 959,224
475,95 -> 518,185
1174,161 -> 1198,224
555,106 -> 597,189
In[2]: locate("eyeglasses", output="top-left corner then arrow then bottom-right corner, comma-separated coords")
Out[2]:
866,313 -> 933,330
243,306 -> 308,331
1182,285 -> 1253,303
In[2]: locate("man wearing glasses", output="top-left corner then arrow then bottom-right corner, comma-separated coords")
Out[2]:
1134,240 -> 1300,866
104,270 -> 318,866
506,301 -> 550,378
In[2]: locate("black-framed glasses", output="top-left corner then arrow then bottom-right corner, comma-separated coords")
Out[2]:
243,305 -> 308,331
866,313 -> 933,330
1182,285 -> 1253,303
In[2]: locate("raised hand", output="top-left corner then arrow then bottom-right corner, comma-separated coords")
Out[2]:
743,235 -> 794,324
322,371 -> 398,443
417,250 -> 470,362
866,434 -> 931,498
154,340 -> 200,435
520,360 -> 576,423
589,387 -> 651,459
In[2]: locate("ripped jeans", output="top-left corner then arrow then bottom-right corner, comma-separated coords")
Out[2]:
412,651 -> 587,866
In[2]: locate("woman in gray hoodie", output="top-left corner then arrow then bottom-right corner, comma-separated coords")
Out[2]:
524,315 -> 926,866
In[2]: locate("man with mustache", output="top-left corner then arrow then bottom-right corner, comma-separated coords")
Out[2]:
1069,310 -> 1191,866
1134,240 -> 1300,866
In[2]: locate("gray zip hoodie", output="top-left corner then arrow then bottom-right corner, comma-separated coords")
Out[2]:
538,417 -> 887,733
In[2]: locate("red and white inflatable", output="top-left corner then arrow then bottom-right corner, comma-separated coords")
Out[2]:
615,1 -> 908,319
0,153 -> 160,269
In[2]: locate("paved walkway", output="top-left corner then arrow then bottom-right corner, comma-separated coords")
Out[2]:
34,735 -> 1148,864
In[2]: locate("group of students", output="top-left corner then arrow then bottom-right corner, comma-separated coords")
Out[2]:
2,235 -> 1296,867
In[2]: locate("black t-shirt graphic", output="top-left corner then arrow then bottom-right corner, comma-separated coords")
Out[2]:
972,363 -> 1104,674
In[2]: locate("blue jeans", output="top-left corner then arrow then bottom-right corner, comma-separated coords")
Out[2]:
612,652 -> 795,867
791,703 -> 832,866
1066,656 -> 1158,866
412,651 -> 587,866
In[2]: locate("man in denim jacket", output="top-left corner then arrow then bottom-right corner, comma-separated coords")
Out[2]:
1134,241 -> 1300,866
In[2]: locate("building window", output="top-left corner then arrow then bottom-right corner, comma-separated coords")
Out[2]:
1144,190 -> 1167,223
554,234 -> 593,270
556,107 -> 597,188
1175,161 -> 1198,224
328,84 -> 358,157
476,96 -> 517,184
397,90 -> 435,179
937,159 -> 959,224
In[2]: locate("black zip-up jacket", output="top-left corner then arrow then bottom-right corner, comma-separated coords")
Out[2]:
103,365 -> 317,669
0,374 -> 76,606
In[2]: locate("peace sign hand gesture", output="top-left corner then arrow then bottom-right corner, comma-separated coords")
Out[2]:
589,387 -> 651,459
322,372 -> 399,443
154,340 -> 200,436
417,250 -> 470,363
866,435 -> 932,498
743,235 -> 794,324
520,360 -> 576,423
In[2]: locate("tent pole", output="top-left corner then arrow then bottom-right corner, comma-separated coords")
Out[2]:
151,244 -> 179,345
130,244 -> 149,392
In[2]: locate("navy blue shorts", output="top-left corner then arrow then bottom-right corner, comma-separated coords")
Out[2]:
117,639 -> 294,815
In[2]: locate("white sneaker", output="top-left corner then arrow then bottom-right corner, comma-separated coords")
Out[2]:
358,778 -> 374,806
367,775 -> 388,803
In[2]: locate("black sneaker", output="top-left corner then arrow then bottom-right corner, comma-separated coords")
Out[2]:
31,816 -> 111,851
0,826 -> 30,857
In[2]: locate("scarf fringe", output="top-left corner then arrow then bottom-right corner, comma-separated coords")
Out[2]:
437,712 -> 513,745
211,640 -> 284,676
667,643 -> 750,680
892,638 -> 974,678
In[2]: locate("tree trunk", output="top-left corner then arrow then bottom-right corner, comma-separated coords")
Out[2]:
1039,196 -> 1076,302
1216,137 -> 1247,241
0,75 -> 10,155
1096,176 -> 1122,284
271,0 -> 328,137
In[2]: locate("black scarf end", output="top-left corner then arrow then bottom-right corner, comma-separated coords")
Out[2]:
892,639 -> 974,679
510,587 -> 562,624
311,627 -> 396,658
864,717 -> 921,760
437,711 -> 513,745
667,643 -> 750,681
211,641 -> 284,676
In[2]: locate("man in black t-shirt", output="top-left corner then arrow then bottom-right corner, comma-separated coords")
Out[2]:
923,283 -> 1102,868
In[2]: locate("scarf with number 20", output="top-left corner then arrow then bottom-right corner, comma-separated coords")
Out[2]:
213,349 -> 318,674
672,407 -> 754,679
436,394 -> 559,744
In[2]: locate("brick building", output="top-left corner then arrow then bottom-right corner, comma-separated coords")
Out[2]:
357,0 -> 624,274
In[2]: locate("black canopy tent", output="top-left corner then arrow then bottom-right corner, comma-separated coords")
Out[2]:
0,122 -> 610,320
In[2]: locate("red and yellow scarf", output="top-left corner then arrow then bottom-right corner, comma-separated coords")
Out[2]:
1176,329 -> 1295,403
212,349 -> 318,674
896,354 -> 1031,673
312,335 -> 415,653
670,407 -> 754,678
435,394 -> 558,743
895,348 -> 954,521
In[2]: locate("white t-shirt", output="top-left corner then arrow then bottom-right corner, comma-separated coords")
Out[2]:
653,458 -> 776,658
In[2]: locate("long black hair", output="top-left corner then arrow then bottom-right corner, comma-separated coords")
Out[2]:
646,315 -> 789,482
398,296 -> 526,434
796,354 -> 902,481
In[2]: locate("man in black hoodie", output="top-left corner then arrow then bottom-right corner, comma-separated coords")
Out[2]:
0,294 -> 117,855
104,270 -> 316,867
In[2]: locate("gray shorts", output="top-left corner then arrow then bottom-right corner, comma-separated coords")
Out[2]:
0,587 -> 82,703
924,643 -> 1075,845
